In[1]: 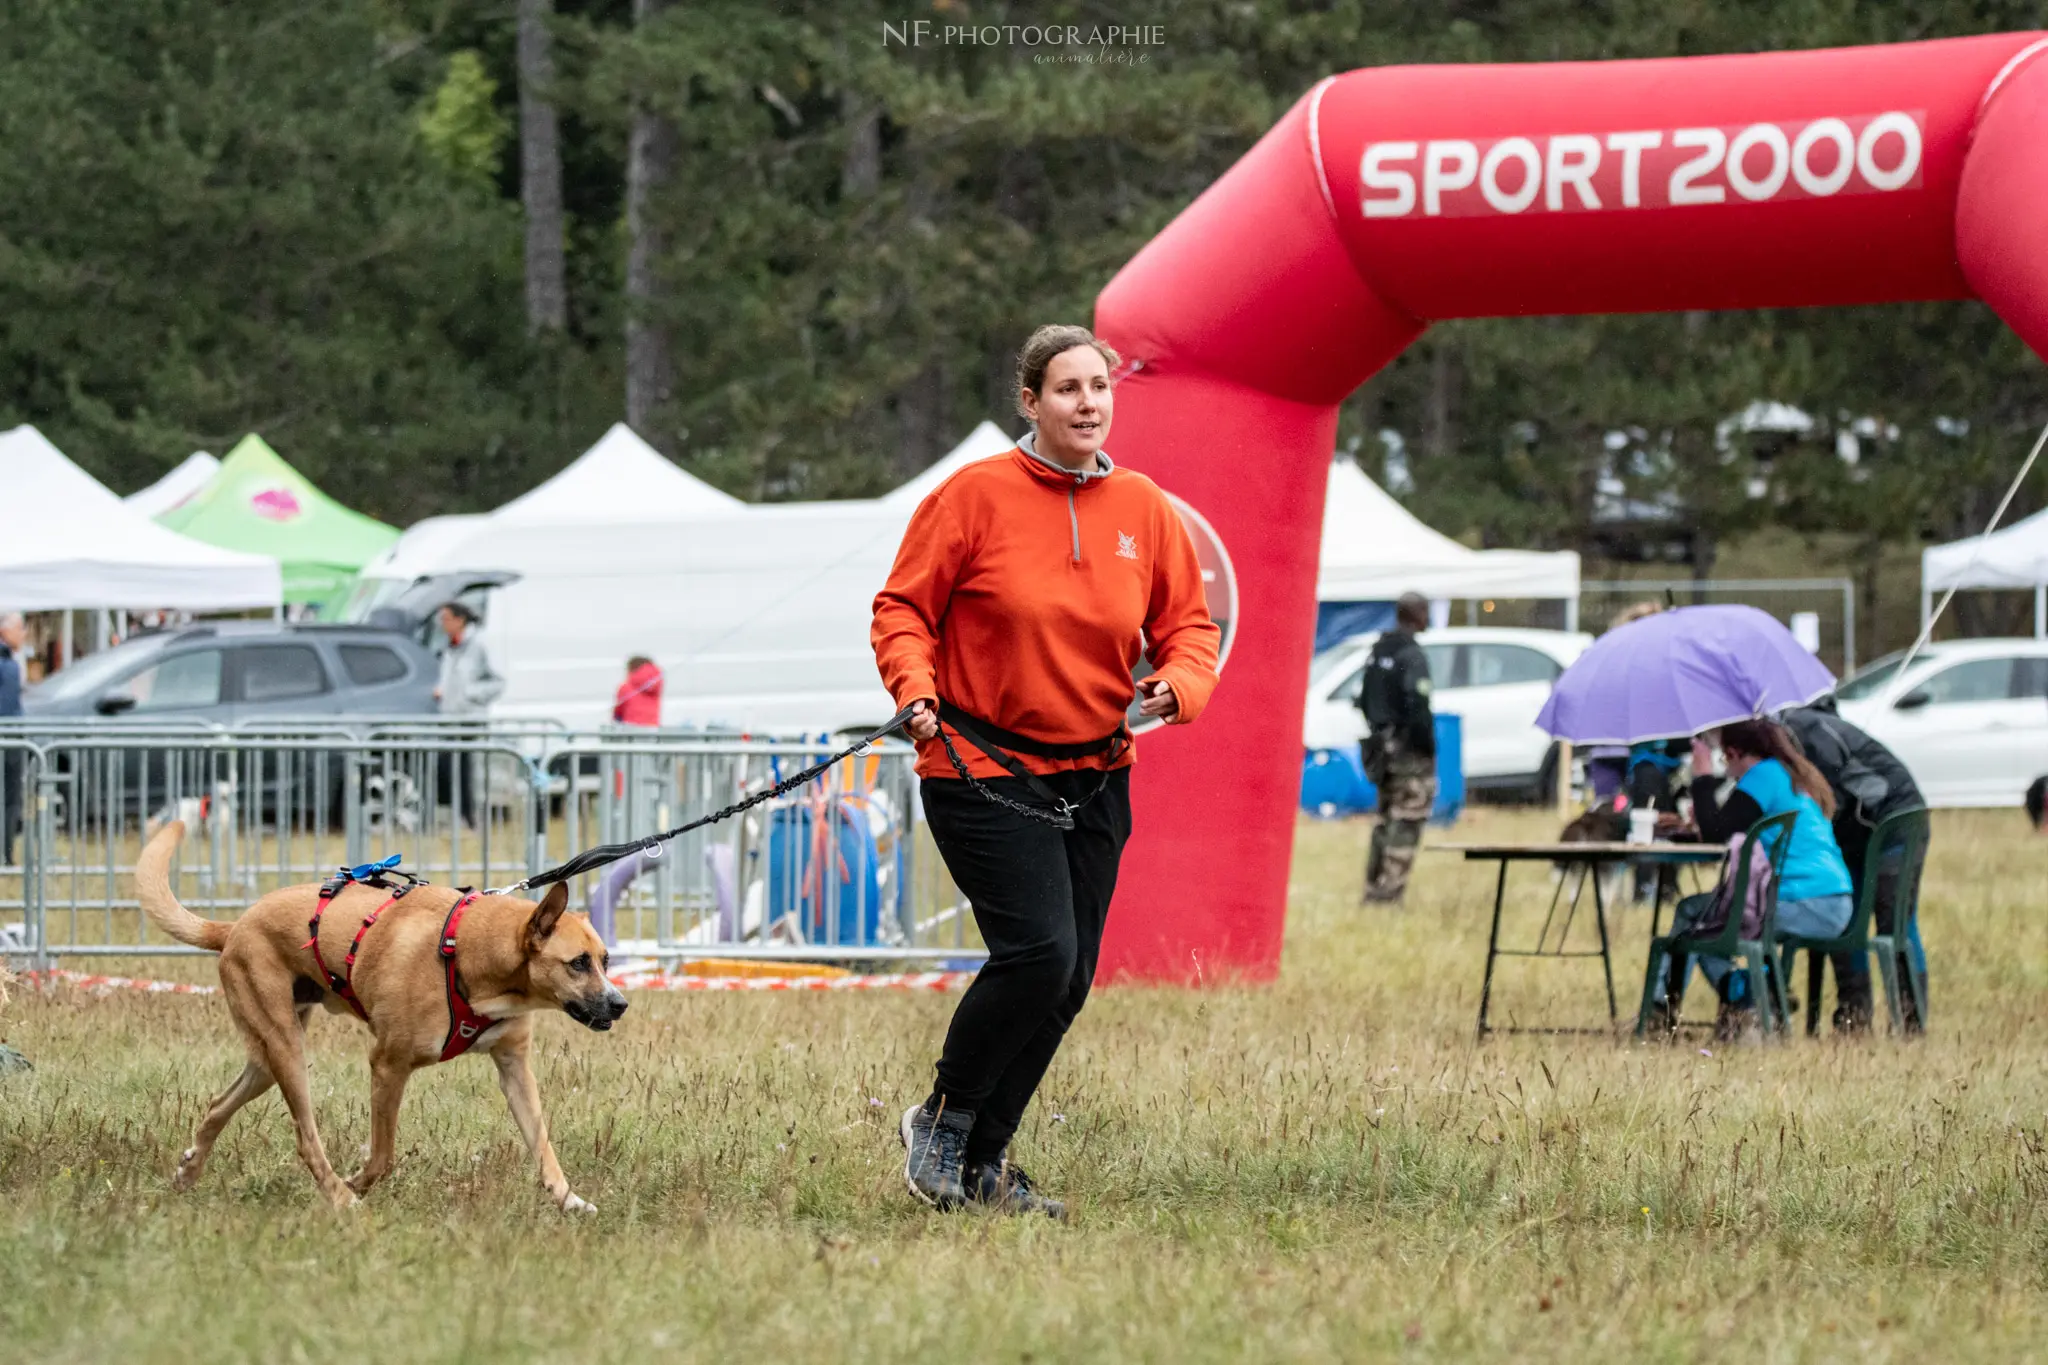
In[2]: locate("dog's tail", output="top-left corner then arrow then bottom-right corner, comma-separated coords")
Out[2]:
137,821 -> 231,953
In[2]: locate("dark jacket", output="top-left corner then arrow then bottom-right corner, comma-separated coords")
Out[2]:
1358,629 -> 1434,756
0,641 -> 22,719
1784,702 -> 1923,871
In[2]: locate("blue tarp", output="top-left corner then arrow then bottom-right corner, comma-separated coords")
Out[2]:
766,801 -> 885,945
1314,600 -> 1396,653
1300,713 -> 1464,823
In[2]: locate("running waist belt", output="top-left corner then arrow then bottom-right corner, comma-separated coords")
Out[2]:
934,701 -> 1128,829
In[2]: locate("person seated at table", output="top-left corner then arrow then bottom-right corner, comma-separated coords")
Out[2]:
1649,718 -> 1854,1038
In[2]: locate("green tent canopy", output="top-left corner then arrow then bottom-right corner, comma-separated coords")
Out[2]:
156,434 -> 399,608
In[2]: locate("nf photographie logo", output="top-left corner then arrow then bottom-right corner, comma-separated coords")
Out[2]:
882,20 -> 1164,64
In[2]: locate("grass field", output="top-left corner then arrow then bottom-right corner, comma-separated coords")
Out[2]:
4,807 -> 2047,1363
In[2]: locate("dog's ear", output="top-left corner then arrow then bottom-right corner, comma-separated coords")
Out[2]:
525,883 -> 568,950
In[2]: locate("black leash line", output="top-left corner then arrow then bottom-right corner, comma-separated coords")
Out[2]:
486,700 -> 1129,896
487,705 -> 921,894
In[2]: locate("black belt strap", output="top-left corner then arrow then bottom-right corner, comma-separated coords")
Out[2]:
934,701 -> 1128,830
937,701 -> 1124,760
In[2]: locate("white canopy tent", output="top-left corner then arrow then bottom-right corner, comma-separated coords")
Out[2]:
879,421 -> 1016,507
1318,458 -> 1580,617
1922,510 -> 2048,637
0,425 -> 281,611
123,451 -> 220,519
492,422 -> 743,525
344,426 -> 901,728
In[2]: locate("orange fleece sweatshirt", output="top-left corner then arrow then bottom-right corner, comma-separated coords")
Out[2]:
871,443 -> 1222,780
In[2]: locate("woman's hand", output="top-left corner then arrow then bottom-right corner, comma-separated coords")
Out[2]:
906,698 -> 940,741
1689,737 -> 1715,776
1138,677 -> 1180,721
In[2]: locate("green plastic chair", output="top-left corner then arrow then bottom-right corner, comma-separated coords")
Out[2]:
1777,806 -> 1930,1037
1635,810 -> 1798,1039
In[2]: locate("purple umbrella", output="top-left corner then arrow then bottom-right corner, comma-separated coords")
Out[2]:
1536,605 -> 1836,744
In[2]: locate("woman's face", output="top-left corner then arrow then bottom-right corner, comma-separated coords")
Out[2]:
1719,743 -> 1759,779
1021,346 -> 1113,466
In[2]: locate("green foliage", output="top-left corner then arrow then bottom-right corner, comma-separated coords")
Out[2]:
0,0 -> 2042,608
418,50 -> 510,190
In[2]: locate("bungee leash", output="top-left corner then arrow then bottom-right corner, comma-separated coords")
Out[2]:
485,704 -> 922,896
484,699 -> 1130,897
931,701 -> 1126,831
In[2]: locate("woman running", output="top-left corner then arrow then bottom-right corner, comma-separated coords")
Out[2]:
872,323 -> 1221,1217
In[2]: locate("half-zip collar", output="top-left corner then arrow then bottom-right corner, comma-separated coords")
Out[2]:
1016,429 -> 1114,485
1015,429 -> 1114,565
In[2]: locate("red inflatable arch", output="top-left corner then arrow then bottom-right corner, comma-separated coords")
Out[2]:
1093,32 -> 2048,982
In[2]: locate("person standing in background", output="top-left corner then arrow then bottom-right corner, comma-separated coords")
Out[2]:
0,613 -> 23,866
613,656 -> 663,727
433,602 -> 503,828
1358,592 -> 1436,904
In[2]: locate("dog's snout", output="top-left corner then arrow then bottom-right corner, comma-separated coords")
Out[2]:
565,987 -> 628,1032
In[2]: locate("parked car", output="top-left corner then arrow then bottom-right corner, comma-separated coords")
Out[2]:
1832,639 -> 2048,808
1304,627 -> 1592,800
19,623 -> 440,824
22,622 -> 438,723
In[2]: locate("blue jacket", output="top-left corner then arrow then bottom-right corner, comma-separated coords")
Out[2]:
0,642 -> 21,718
1734,758 -> 1853,902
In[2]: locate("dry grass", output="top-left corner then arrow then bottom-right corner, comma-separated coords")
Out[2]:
3,807 -> 2046,1363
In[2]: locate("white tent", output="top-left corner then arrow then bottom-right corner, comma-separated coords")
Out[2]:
124,451 -> 220,519
1921,509 -> 2048,636
429,501 -> 910,729
0,426 -> 281,611
492,423 -> 742,525
361,514 -> 487,582
1318,458 -> 1580,605
880,421 -> 1017,507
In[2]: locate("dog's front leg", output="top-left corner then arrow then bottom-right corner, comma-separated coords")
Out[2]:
492,1037 -> 592,1214
346,1050 -> 416,1197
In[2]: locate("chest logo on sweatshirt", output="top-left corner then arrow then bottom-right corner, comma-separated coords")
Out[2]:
1116,531 -> 1139,560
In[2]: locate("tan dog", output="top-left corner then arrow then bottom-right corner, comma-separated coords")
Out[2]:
137,820 -> 626,1212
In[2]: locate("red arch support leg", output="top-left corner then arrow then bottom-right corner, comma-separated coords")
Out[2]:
1096,92 -> 1420,982
1957,43 -> 2048,357
1100,374 -> 1336,981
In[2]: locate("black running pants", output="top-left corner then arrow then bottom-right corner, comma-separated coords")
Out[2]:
921,767 -> 1132,1167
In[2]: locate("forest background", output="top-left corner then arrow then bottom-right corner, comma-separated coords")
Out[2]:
6,0 -> 2046,651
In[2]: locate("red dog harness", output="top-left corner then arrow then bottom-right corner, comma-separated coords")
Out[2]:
305,881 -> 411,1023
436,893 -> 498,1061
304,867 -> 498,1062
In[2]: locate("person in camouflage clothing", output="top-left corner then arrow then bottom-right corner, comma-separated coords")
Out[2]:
1359,593 -> 1437,904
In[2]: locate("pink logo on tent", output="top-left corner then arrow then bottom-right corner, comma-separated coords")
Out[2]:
250,487 -> 302,522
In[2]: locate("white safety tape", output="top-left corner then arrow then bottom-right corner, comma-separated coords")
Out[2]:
22,967 -> 974,997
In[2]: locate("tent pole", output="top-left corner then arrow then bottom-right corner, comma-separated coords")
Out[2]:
1841,581 -> 1855,674
59,610 -> 73,670
2036,584 -> 2045,640
1563,595 -> 1580,633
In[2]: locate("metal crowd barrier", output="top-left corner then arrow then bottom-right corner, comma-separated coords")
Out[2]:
0,719 -> 978,970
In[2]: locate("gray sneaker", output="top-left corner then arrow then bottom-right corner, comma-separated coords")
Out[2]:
900,1102 -> 973,1208
965,1155 -> 1067,1221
